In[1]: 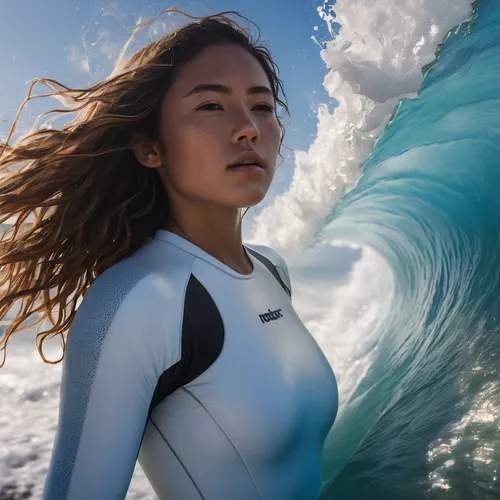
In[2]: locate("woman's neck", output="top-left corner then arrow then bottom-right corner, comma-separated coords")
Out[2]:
164,209 -> 253,275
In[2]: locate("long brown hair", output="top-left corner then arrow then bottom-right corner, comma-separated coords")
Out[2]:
0,8 -> 290,367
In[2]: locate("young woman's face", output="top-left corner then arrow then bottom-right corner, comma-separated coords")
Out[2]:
156,43 -> 282,210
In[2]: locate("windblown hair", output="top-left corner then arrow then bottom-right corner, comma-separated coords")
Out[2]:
0,8 -> 289,367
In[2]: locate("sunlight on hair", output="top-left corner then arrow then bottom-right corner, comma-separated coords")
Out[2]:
0,7 -> 290,368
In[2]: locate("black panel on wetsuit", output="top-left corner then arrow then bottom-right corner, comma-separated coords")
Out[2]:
246,247 -> 291,298
147,275 -> 225,419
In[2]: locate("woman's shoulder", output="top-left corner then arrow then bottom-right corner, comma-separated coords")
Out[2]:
85,241 -> 194,304
244,242 -> 292,297
74,253 -> 191,334
244,242 -> 288,270
66,255 -> 188,367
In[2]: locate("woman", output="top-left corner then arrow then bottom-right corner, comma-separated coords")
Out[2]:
0,9 -> 338,500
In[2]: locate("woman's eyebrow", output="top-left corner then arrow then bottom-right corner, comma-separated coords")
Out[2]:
183,83 -> 273,98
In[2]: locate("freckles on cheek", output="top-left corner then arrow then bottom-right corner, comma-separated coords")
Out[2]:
183,137 -> 206,166
184,125 -> 215,159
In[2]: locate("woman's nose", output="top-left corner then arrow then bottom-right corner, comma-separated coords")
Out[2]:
231,108 -> 261,144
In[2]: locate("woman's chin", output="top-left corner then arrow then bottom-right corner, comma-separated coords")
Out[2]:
232,190 -> 269,209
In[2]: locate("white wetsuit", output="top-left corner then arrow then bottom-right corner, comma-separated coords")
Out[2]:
43,229 -> 338,500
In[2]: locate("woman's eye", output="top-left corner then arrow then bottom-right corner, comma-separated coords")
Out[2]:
197,103 -> 275,112
198,103 -> 222,111
255,104 -> 275,112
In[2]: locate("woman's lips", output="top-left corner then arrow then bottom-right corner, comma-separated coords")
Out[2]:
227,163 -> 264,173
228,163 -> 264,173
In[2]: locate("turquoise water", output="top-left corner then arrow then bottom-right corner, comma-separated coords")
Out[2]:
319,0 -> 500,498
1,2 -> 498,499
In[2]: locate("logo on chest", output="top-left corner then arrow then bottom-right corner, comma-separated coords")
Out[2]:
259,308 -> 284,324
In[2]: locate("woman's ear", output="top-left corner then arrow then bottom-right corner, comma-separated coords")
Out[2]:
131,133 -> 162,169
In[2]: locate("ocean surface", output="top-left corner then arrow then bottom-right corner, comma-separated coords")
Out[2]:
318,0 -> 500,497
1,0 -> 499,498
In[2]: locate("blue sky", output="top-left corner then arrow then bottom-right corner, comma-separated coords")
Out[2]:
1,0 -> 335,195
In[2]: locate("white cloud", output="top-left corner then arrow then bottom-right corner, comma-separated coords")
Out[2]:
66,44 -> 90,73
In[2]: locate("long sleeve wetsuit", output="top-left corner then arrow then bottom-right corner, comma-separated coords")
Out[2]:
43,229 -> 338,500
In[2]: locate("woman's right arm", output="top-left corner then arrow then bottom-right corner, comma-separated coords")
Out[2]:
43,266 -> 180,500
